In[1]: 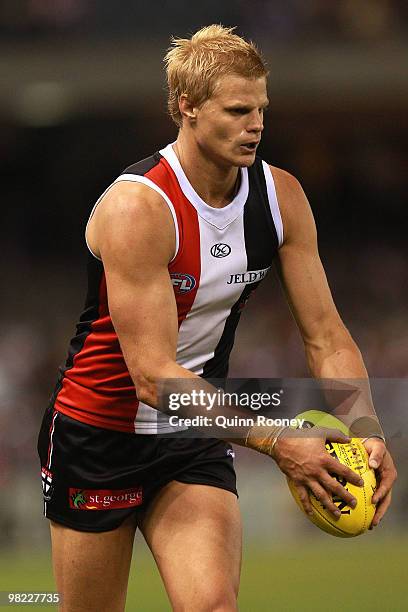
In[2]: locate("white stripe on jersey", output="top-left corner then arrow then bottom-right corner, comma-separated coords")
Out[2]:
132,400 -> 184,434
177,214 -> 247,374
44,412 -> 58,516
262,161 -> 284,247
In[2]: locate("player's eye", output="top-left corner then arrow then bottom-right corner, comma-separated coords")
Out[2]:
228,108 -> 249,115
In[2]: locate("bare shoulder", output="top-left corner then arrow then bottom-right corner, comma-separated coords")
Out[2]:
267,165 -> 316,246
87,180 -> 176,264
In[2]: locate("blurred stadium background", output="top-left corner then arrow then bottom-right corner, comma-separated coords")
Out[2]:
0,1 -> 407,609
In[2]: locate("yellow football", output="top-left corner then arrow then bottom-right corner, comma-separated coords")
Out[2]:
287,411 -> 377,537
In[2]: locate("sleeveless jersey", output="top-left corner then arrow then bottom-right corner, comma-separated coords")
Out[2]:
52,143 -> 284,433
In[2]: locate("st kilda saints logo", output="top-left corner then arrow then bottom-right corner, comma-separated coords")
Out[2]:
210,243 -> 231,258
41,467 -> 54,502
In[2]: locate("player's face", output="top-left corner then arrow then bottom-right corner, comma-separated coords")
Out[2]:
195,74 -> 269,168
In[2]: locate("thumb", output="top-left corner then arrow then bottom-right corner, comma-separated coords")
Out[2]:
369,451 -> 384,470
366,441 -> 386,470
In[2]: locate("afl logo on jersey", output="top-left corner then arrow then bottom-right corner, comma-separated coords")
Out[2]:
171,273 -> 196,293
210,243 -> 231,258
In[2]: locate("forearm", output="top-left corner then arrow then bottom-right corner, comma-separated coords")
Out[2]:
126,358 -> 285,455
127,358 -> 253,444
305,332 -> 384,438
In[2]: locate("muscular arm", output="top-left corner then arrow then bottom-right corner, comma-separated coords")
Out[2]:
272,167 -> 366,381
271,166 -> 381,428
270,166 -> 396,523
88,181 -> 195,406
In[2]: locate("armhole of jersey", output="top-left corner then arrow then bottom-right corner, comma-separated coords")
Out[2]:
85,173 -> 180,263
85,185 -> 112,261
261,161 -> 284,248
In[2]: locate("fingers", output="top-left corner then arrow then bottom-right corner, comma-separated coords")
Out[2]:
324,456 -> 364,487
367,450 -> 397,528
320,474 -> 357,509
371,471 -> 398,506
308,482 -> 342,519
372,452 -> 397,505
295,484 -> 313,516
372,472 -> 395,506
292,470 -> 356,519
369,490 -> 392,529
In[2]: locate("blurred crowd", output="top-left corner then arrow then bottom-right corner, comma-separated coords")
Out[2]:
1,0 -> 408,43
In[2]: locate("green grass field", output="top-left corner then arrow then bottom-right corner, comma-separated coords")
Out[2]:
1,536 -> 407,610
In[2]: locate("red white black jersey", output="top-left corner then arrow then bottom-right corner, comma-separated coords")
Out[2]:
52,143 -> 283,433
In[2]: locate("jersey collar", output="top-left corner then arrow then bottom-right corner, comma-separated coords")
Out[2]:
159,142 -> 249,230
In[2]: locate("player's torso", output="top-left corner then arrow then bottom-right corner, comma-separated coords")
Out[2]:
53,143 -> 283,433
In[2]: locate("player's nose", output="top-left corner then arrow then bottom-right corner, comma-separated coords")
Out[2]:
247,109 -> 264,134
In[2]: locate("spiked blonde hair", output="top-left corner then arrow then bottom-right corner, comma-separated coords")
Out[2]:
164,24 -> 268,127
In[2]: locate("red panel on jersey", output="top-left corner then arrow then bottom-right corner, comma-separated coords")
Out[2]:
145,158 -> 201,328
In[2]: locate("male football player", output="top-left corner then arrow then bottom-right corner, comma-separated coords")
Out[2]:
38,25 -> 396,612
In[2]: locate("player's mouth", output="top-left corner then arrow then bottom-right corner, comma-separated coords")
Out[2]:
240,141 -> 259,153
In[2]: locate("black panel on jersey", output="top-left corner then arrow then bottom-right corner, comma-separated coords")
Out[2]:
202,158 -> 280,379
63,255 -> 104,372
122,152 -> 162,176
51,254 -> 104,404
243,158 -> 278,269
201,283 -> 259,380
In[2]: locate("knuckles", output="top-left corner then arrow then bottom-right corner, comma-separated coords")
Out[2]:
286,463 -> 325,485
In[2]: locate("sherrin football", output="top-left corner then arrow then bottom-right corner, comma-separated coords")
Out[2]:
287,410 -> 377,538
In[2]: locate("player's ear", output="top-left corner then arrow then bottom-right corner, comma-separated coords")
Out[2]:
179,94 -> 198,123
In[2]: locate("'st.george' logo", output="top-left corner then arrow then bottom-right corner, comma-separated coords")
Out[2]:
211,243 -> 231,258
69,487 -> 143,510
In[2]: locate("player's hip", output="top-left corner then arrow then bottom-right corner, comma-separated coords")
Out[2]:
37,405 -> 237,532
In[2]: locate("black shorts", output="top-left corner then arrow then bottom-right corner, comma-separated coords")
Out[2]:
37,406 -> 237,532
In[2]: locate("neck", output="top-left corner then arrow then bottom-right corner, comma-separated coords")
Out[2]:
173,131 -> 240,208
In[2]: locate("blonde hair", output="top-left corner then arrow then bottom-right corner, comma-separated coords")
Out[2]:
164,24 -> 268,127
